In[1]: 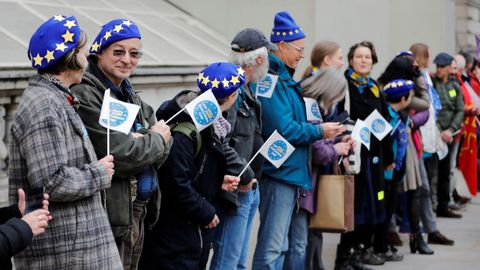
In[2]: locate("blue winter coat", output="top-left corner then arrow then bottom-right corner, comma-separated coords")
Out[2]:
255,54 -> 323,189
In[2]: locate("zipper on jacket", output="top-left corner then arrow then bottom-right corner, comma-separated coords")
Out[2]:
194,153 -> 207,182
198,226 -> 203,251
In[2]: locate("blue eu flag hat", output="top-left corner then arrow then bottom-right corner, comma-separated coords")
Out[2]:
197,62 -> 246,99
383,79 -> 414,99
270,11 -> 305,43
90,18 -> 141,54
28,15 -> 80,69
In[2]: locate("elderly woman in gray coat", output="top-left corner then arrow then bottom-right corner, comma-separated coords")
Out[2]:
8,16 -> 122,269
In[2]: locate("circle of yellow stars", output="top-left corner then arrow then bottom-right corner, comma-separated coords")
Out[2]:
91,20 -> 134,53
383,80 -> 414,90
271,28 -> 301,37
32,15 -> 78,67
197,67 -> 245,90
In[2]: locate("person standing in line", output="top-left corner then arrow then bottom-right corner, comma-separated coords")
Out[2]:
9,15 -> 122,269
71,18 -> 172,270
210,28 -> 274,270
429,53 -> 464,219
252,11 -> 344,270
139,62 -> 242,270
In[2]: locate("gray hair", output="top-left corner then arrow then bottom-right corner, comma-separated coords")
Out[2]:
301,67 -> 348,113
229,47 -> 268,68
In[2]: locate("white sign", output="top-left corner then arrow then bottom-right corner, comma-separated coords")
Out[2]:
352,119 -> 371,150
99,89 -> 140,135
256,74 -> 279,98
185,89 -> 222,132
303,97 -> 323,122
364,109 -> 392,141
259,130 -> 295,168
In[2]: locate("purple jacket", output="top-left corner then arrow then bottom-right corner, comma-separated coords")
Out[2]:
410,109 -> 430,129
299,139 -> 339,213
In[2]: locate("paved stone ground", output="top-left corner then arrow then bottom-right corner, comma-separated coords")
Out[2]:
239,196 -> 480,269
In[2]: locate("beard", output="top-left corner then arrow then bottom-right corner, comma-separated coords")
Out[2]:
251,59 -> 269,83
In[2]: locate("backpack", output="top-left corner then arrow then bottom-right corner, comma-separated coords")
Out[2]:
171,122 -> 202,158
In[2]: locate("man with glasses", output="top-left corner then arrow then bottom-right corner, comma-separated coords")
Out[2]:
252,11 -> 344,270
71,19 -> 172,270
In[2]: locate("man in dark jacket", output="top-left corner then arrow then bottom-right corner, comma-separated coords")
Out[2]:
1,189 -> 50,270
139,62 -> 243,270
71,19 -> 172,270
430,52 -> 464,219
209,28 -> 275,270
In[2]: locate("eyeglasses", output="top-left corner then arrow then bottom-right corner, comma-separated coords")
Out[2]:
112,49 -> 143,59
286,42 -> 304,53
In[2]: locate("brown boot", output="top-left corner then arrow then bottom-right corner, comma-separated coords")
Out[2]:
428,231 -> 454,246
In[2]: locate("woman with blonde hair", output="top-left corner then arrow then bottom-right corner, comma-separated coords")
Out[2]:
302,40 -> 344,79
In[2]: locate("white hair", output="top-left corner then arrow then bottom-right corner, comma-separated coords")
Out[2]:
229,47 -> 268,68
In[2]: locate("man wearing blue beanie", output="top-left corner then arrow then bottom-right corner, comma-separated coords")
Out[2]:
71,19 -> 172,270
252,11 -> 345,270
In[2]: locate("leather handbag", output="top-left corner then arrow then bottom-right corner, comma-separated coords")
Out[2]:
308,165 -> 354,233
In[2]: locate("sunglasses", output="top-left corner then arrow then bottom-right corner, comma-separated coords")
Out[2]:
112,49 -> 143,59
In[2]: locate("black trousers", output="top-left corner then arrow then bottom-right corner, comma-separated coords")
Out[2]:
437,146 -> 453,212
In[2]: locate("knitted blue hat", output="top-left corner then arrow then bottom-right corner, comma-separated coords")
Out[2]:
383,79 -> 414,99
197,62 -> 246,99
90,18 -> 141,54
270,11 -> 305,43
28,15 -> 80,69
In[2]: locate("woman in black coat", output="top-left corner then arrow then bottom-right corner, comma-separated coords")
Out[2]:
335,41 -> 394,270
0,189 -> 50,269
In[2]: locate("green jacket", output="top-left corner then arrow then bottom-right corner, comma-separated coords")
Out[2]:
71,60 -> 172,241
431,76 -> 465,132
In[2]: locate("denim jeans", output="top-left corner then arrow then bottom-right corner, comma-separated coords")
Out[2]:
210,188 -> 260,270
252,177 -> 308,270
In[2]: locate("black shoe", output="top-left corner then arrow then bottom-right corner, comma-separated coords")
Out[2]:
410,233 -> 434,255
428,231 -> 455,246
436,209 -> 462,218
387,231 -> 403,246
360,247 -> 385,265
334,245 -> 355,270
453,189 -> 471,204
348,247 -> 373,270
377,250 -> 404,262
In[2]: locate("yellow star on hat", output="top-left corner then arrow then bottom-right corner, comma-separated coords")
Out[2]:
62,30 -> 74,43
53,15 -> 65,21
197,72 -> 205,82
104,30 -> 112,40
201,76 -> 210,86
55,42 -> 68,52
63,20 -> 76,29
44,50 -> 55,63
123,20 -> 133,27
236,67 -> 245,77
91,41 -> 101,52
33,53 -> 43,66
222,78 -> 230,88
211,78 -> 220,89
114,24 -> 124,33
230,75 -> 240,85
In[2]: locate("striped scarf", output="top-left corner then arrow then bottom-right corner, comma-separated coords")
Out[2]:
347,67 -> 380,97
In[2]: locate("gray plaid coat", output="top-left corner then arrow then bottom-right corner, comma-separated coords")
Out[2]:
8,75 -> 122,269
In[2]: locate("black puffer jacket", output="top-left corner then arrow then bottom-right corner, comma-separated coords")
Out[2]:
139,90 -> 227,270
0,205 -> 32,270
